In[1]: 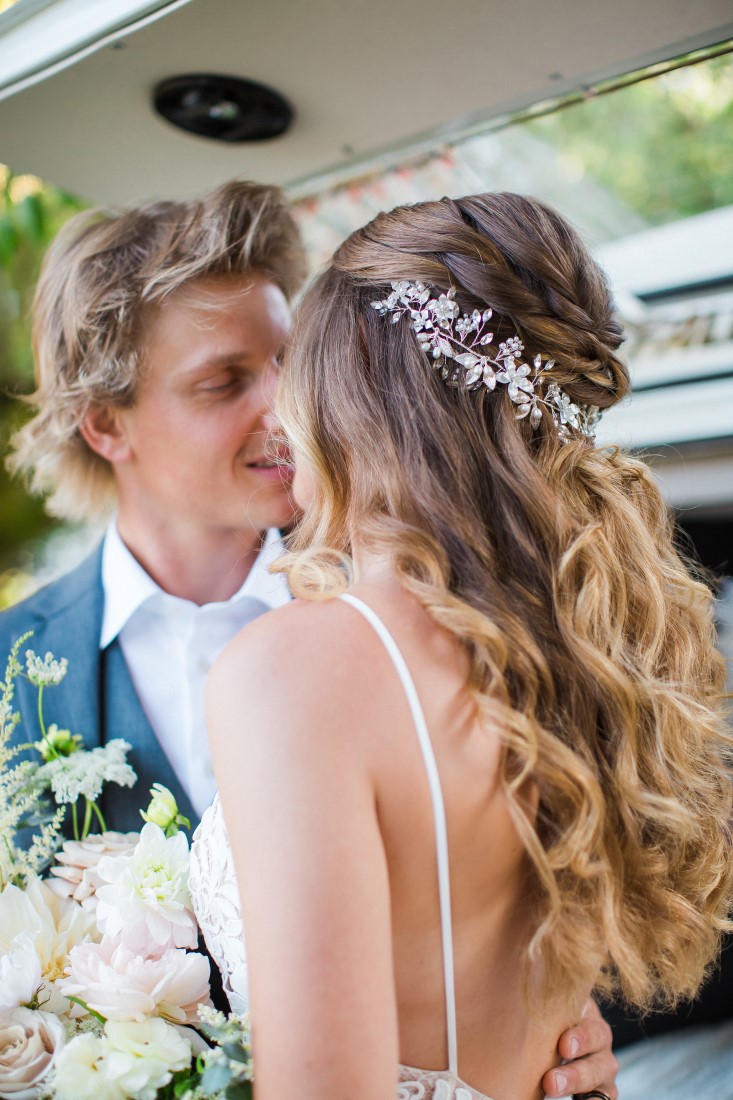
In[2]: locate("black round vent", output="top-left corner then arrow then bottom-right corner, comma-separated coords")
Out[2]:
153,74 -> 293,142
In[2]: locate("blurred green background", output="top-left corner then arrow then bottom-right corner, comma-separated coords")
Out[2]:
0,171 -> 87,604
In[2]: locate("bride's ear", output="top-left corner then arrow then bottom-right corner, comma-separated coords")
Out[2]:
80,406 -> 133,465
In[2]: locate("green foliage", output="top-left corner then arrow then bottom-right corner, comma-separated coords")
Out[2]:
0,628 -> 63,889
0,168 -> 86,385
527,54 -> 733,225
0,568 -> 33,612
0,169 -> 87,575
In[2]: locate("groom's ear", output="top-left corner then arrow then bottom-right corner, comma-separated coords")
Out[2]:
80,405 -> 132,465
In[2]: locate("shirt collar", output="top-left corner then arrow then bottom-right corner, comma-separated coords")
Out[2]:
101,523 -> 160,648
100,524 -> 290,648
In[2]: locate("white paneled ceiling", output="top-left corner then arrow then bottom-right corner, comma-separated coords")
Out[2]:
0,0 -> 731,203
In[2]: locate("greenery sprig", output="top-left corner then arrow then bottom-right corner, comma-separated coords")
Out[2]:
1,631 -> 135,886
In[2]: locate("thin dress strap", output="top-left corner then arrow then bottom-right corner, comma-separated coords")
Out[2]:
339,592 -> 459,1077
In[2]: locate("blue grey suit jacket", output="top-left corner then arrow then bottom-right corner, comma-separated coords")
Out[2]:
0,544 -> 197,833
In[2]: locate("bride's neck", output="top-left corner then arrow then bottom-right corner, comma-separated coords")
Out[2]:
351,543 -> 397,585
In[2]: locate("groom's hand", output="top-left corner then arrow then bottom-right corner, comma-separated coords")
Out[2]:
542,1000 -> 618,1099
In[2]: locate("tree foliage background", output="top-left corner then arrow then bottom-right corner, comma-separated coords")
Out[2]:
1,51 -> 732,600
0,171 -> 86,591
526,54 -> 733,225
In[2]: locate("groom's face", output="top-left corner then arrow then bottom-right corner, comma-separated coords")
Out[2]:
111,272 -> 296,539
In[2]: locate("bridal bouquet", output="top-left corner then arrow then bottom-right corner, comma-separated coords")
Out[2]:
0,633 -> 253,1100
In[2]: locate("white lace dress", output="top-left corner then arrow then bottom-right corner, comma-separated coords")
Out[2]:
189,594 -> 497,1100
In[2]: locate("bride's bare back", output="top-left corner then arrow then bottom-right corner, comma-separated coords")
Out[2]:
209,570 -> 580,1100
344,577 -> 579,1099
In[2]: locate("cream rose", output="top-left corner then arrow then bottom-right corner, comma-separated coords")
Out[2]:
0,1007 -> 65,1099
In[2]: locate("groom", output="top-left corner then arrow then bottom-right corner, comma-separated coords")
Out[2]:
1,180 -> 306,833
0,180 -> 617,1099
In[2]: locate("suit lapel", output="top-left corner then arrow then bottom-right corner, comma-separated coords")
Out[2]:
10,547 -> 105,752
5,544 -> 197,833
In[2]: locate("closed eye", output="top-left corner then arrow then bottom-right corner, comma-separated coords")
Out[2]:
202,378 -> 239,392
197,371 -> 250,395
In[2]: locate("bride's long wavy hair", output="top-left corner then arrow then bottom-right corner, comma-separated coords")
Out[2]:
275,192 -> 733,1010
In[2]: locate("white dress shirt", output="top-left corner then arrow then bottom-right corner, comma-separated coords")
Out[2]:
100,525 -> 290,817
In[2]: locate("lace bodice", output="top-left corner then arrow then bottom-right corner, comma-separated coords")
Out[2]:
189,594 -> 497,1100
188,791 -> 250,1015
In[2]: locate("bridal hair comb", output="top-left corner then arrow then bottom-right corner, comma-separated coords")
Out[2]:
371,281 -> 600,440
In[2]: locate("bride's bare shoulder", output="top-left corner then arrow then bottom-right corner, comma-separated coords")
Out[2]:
206,593 -> 407,783
207,594 -> 382,704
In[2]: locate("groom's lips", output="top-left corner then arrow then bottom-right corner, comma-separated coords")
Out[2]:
244,453 -> 294,481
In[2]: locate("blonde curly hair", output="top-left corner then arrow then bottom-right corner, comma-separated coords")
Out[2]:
275,192 -> 733,1011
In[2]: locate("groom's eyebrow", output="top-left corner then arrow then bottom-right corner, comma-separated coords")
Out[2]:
186,352 -> 255,372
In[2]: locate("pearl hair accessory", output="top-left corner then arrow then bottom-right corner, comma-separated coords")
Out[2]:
371,281 -> 600,439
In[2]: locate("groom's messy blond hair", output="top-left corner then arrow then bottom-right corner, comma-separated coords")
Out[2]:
9,180 -> 307,521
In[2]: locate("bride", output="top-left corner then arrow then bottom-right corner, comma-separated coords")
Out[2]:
190,192 -> 732,1100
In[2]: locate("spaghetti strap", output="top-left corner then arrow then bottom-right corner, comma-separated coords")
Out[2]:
339,591 -> 459,1077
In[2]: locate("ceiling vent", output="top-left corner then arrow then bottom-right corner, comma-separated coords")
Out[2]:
153,73 -> 293,142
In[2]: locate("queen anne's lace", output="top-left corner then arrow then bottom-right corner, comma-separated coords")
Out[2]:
25,649 -> 68,687
36,739 -> 135,804
371,281 -> 600,440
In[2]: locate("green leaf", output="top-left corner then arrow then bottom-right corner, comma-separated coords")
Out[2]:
67,995 -> 107,1024
173,1069 -> 200,1097
220,1041 -> 251,1064
199,1022 -> 231,1044
225,1082 -> 253,1100
0,216 -> 17,267
16,194 -> 45,243
201,1060 -> 233,1093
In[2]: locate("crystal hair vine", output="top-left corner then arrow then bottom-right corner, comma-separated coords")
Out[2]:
370,281 -> 600,440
